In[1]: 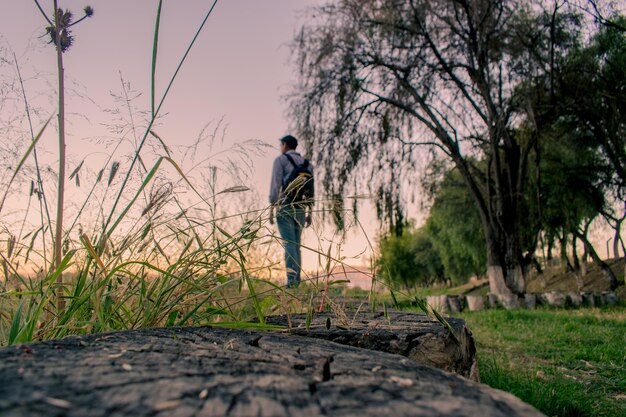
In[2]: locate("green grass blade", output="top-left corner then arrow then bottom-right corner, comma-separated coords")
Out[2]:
414,296 -> 429,314
383,301 -> 390,325
243,270 -> 264,324
389,286 -> 399,308
306,293 -> 314,330
45,250 -> 76,287
153,0 -> 219,116
151,0 -> 163,117
1,291 -> 40,297
430,308 -> 459,345
8,302 -> 24,345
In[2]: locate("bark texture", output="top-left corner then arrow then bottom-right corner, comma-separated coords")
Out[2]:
0,326 -> 545,417
263,310 -> 477,380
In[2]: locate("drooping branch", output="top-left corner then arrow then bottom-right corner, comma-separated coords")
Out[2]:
574,227 -> 619,290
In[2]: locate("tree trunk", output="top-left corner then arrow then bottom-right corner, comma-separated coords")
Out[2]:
486,265 -> 512,296
506,264 -> 526,295
581,249 -> 588,276
572,235 -> 580,273
613,214 -> 624,259
547,237 -> 554,261
575,230 -> 619,290
470,190 -> 527,296
485,238 -> 525,296
505,238 -> 526,294
575,249 -> 588,291
483,231 -> 509,295
559,234 -> 573,272
461,152 -> 527,297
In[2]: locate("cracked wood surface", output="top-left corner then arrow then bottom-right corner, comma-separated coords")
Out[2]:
263,310 -> 478,380
0,326 -> 544,417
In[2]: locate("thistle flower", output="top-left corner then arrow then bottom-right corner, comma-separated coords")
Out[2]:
44,6 -> 94,53
45,8 -> 74,52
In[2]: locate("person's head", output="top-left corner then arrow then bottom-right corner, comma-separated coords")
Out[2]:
279,135 -> 298,154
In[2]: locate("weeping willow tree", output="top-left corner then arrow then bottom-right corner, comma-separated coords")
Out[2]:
288,0 -> 584,295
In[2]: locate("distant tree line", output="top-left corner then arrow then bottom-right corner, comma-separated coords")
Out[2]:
288,0 -> 625,293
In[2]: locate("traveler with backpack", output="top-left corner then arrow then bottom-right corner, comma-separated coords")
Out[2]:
269,135 -> 314,288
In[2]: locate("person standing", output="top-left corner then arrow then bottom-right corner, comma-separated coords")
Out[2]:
269,135 -> 314,288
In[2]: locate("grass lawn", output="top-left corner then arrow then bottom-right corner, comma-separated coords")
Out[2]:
457,307 -> 626,417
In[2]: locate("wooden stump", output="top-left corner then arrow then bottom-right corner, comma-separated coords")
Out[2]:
466,295 -> 486,311
448,296 -> 464,313
426,295 -> 450,313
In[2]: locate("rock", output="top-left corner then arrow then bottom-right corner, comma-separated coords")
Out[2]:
593,293 -> 605,307
603,292 -> 618,306
544,291 -> 566,308
0,326 -> 545,417
448,295 -> 464,313
566,293 -> 583,308
488,294 -> 500,308
582,292 -> 595,307
524,294 -> 537,309
581,292 -> 606,307
498,294 -> 520,310
263,310 -> 477,380
536,293 -> 548,306
466,295 -> 486,311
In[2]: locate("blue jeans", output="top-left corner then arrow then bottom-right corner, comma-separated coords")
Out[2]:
276,205 -> 306,288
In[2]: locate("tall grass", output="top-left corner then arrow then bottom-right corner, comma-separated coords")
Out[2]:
0,1 -> 293,346
0,2 -> 424,348
2,210 -> 266,345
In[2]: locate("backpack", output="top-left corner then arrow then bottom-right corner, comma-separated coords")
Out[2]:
282,153 -> 314,205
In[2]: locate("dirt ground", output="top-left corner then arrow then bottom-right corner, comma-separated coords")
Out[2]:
526,257 -> 625,297
460,257 -> 626,300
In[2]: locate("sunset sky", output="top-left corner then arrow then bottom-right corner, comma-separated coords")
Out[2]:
2,1 -> 622,277
1,0 -> 377,270
3,1 -> 320,164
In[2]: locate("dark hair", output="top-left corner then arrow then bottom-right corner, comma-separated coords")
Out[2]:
280,135 -> 298,149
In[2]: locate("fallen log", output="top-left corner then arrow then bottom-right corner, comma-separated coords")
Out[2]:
0,326 -> 544,417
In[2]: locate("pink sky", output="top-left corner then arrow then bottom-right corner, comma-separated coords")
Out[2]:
2,1 -> 620,278
3,1 -> 319,160
1,0 -> 377,271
